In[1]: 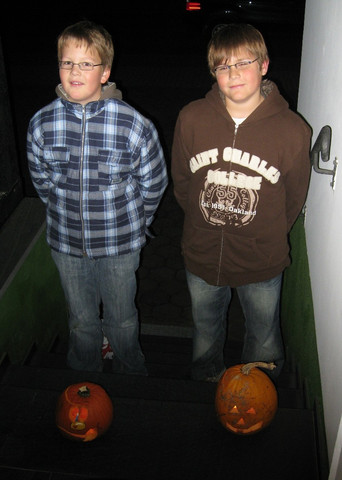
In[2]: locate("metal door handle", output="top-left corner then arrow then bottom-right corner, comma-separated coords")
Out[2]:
310,125 -> 338,189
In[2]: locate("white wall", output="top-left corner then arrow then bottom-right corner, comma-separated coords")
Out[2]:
298,0 -> 342,470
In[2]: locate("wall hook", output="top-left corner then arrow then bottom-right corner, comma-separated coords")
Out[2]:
310,125 -> 338,190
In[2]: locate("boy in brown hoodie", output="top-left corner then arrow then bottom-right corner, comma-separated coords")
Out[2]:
171,24 -> 311,381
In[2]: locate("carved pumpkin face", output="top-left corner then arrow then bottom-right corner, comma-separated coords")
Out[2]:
215,363 -> 278,435
56,382 -> 113,442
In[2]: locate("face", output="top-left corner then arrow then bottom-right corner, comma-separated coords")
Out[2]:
215,47 -> 269,116
59,40 -> 111,105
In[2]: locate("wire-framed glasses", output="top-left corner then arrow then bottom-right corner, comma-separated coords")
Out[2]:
59,61 -> 103,71
214,58 -> 259,75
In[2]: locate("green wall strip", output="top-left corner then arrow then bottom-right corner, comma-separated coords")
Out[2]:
0,230 -> 67,364
282,217 -> 322,406
282,216 -> 327,476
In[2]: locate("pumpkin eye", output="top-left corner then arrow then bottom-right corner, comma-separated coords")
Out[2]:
246,407 -> 256,414
69,406 -> 79,422
79,407 -> 88,421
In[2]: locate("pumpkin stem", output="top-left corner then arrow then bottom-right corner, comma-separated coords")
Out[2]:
78,385 -> 91,397
241,362 -> 276,375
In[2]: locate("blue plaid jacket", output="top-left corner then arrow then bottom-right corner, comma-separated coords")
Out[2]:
27,87 -> 168,258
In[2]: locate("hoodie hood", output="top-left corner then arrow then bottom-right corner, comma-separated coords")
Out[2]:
55,81 -> 123,103
206,79 -> 288,124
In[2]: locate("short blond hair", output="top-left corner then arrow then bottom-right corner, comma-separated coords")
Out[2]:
57,20 -> 114,69
208,24 -> 269,76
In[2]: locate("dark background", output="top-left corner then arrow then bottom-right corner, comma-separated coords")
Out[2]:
0,0 -> 305,212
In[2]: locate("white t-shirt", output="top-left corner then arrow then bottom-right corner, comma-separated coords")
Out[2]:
232,117 -> 246,125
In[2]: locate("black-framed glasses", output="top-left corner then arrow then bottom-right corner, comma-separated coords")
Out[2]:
214,58 -> 259,75
59,61 -> 103,71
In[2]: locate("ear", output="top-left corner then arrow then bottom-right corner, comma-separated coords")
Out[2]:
101,66 -> 111,84
261,59 -> 269,76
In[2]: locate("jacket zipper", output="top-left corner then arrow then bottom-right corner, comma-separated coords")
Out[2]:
80,105 -> 87,255
216,122 -> 240,284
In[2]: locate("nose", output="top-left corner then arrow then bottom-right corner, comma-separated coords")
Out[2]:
70,64 -> 81,74
228,66 -> 241,78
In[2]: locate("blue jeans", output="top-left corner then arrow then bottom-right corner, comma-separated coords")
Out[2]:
51,249 -> 147,375
186,270 -> 284,380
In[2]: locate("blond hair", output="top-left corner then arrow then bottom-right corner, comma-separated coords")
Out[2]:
57,20 -> 114,69
208,24 -> 269,76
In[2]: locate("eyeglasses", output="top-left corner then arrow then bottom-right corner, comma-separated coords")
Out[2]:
214,58 -> 259,75
59,61 -> 103,71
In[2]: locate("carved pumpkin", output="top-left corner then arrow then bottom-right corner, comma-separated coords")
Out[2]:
56,382 -> 113,442
215,362 -> 278,435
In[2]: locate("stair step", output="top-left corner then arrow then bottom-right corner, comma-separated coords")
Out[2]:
0,372 -> 319,480
0,353 -> 10,381
0,467 -> 86,479
21,335 -> 306,409
1,364 -> 217,404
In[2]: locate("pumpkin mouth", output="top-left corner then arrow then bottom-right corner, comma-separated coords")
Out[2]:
225,421 -> 264,434
71,421 -> 86,430
57,425 -> 98,442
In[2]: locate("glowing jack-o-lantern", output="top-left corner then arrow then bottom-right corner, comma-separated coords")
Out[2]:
56,382 -> 113,442
215,362 -> 278,435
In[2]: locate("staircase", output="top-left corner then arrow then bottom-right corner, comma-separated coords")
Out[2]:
0,330 -> 320,480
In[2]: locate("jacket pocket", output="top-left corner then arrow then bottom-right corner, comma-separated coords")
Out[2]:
97,149 -> 133,193
43,146 -> 70,188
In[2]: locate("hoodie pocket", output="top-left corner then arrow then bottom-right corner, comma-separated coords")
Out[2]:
221,232 -> 272,273
182,222 -> 223,267
182,221 -> 284,275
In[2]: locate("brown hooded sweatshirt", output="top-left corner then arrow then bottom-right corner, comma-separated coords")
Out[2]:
171,80 -> 311,287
